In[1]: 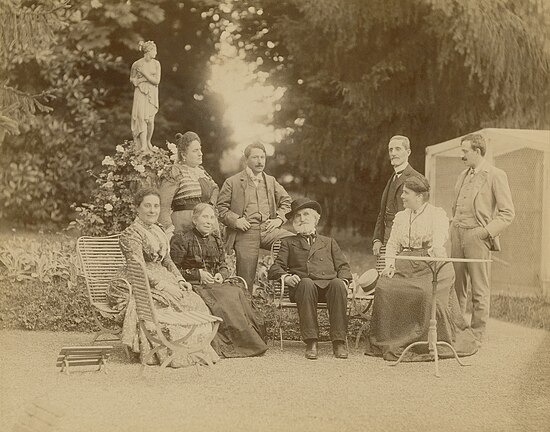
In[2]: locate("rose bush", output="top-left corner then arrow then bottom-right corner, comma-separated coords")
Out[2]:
72,141 -> 176,235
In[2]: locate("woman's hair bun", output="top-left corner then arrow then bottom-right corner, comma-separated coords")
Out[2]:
175,132 -> 183,140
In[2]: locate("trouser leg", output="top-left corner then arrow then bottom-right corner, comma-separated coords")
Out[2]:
463,229 -> 491,339
234,226 -> 260,293
451,226 -> 469,318
259,225 -> 294,250
294,278 -> 319,341
323,279 -> 348,342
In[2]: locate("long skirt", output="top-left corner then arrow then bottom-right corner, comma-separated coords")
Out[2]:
109,262 -> 219,367
364,250 -> 478,361
193,282 -> 268,358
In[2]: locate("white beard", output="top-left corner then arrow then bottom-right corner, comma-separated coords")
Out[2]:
293,221 -> 316,235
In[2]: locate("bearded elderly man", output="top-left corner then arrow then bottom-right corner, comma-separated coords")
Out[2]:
268,198 -> 352,360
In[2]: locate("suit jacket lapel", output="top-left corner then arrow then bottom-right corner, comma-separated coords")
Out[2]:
308,236 -> 326,259
392,165 -> 412,200
292,236 -> 309,251
264,173 -> 276,216
239,171 -> 250,209
472,170 -> 489,201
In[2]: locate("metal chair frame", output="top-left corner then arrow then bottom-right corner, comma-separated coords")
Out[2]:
268,240 -> 373,350
125,257 -> 222,372
76,235 -> 130,351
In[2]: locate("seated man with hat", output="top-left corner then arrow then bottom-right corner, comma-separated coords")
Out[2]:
268,197 -> 352,359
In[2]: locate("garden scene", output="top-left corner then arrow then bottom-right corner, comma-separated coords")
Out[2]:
1,1 -> 550,431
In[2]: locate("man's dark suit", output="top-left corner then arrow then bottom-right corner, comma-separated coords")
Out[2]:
373,163 -> 425,244
268,234 -> 352,342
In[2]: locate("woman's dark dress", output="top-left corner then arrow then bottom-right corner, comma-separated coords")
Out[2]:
364,204 -> 478,361
170,229 -> 268,358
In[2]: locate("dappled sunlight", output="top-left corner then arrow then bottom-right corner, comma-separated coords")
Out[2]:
206,1 -> 290,173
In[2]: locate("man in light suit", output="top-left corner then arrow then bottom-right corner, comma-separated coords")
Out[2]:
372,135 -> 425,263
451,133 -> 515,344
268,198 -> 352,360
217,143 -> 293,292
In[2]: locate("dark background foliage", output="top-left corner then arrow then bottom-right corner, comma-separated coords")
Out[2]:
1,0 -> 549,235
226,0 -> 550,233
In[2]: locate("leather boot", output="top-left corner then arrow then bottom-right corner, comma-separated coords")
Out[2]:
305,340 -> 318,360
332,340 -> 348,359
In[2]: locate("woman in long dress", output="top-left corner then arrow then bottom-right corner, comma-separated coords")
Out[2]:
114,188 -> 219,367
130,40 -> 161,152
364,177 -> 478,361
170,203 -> 268,358
158,131 -> 219,236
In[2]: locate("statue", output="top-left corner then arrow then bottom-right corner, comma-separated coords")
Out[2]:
130,40 -> 161,152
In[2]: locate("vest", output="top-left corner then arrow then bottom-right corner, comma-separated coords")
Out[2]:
244,176 -> 270,224
454,172 -> 480,228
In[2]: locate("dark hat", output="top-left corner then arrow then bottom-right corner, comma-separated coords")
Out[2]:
286,197 -> 322,220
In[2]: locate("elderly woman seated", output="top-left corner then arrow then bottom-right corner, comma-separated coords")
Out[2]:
364,177 -> 478,361
170,203 -> 268,358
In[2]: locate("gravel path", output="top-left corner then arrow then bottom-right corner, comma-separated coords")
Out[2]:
1,319 -> 549,432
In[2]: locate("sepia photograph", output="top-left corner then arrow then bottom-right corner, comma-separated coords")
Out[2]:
1,0 -> 549,431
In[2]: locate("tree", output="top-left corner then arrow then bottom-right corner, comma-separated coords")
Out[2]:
223,0 -> 550,233
0,0 -> 228,226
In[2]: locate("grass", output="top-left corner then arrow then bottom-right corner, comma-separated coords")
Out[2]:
491,294 -> 550,331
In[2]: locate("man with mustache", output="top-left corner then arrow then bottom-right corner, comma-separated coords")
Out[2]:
372,135 -> 425,266
451,133 -> 515,346
268,198 -> 352,360
217,142 -> 293,292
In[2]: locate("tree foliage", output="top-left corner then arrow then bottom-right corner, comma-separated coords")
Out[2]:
0,0 -> 228,226
226,0 -> 550,233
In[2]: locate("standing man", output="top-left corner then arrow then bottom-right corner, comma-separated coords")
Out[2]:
372,135 -> 425,264
217,143 -> 293,292
451,133 -> 514,345
268,198 -> 352,360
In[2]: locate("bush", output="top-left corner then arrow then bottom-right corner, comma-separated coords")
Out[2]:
0,233 -> 94,331
72,141 -> 175,235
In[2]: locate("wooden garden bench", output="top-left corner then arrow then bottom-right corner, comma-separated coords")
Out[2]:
55,345 -> 113,375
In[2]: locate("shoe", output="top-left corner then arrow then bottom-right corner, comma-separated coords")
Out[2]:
333,341 -> 348,359
305,340 -> 318,360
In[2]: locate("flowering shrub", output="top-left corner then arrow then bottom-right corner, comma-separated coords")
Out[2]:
72,141 -> 176,235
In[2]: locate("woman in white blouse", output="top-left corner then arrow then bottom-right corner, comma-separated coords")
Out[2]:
365,177 -> 477,361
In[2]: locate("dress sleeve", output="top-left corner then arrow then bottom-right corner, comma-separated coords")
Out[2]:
384,211 -> 405,268
120,225 -> 161,286
214,235 -> 230,279
203,169 -> 220,207
119,226 -> 144,263
170,233 -> 201,283
429,207 -> 449,258
162,249 -> 185,282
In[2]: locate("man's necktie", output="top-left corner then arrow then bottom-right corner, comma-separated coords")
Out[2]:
301,233 -> 316,245
393,170 -> 404,182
